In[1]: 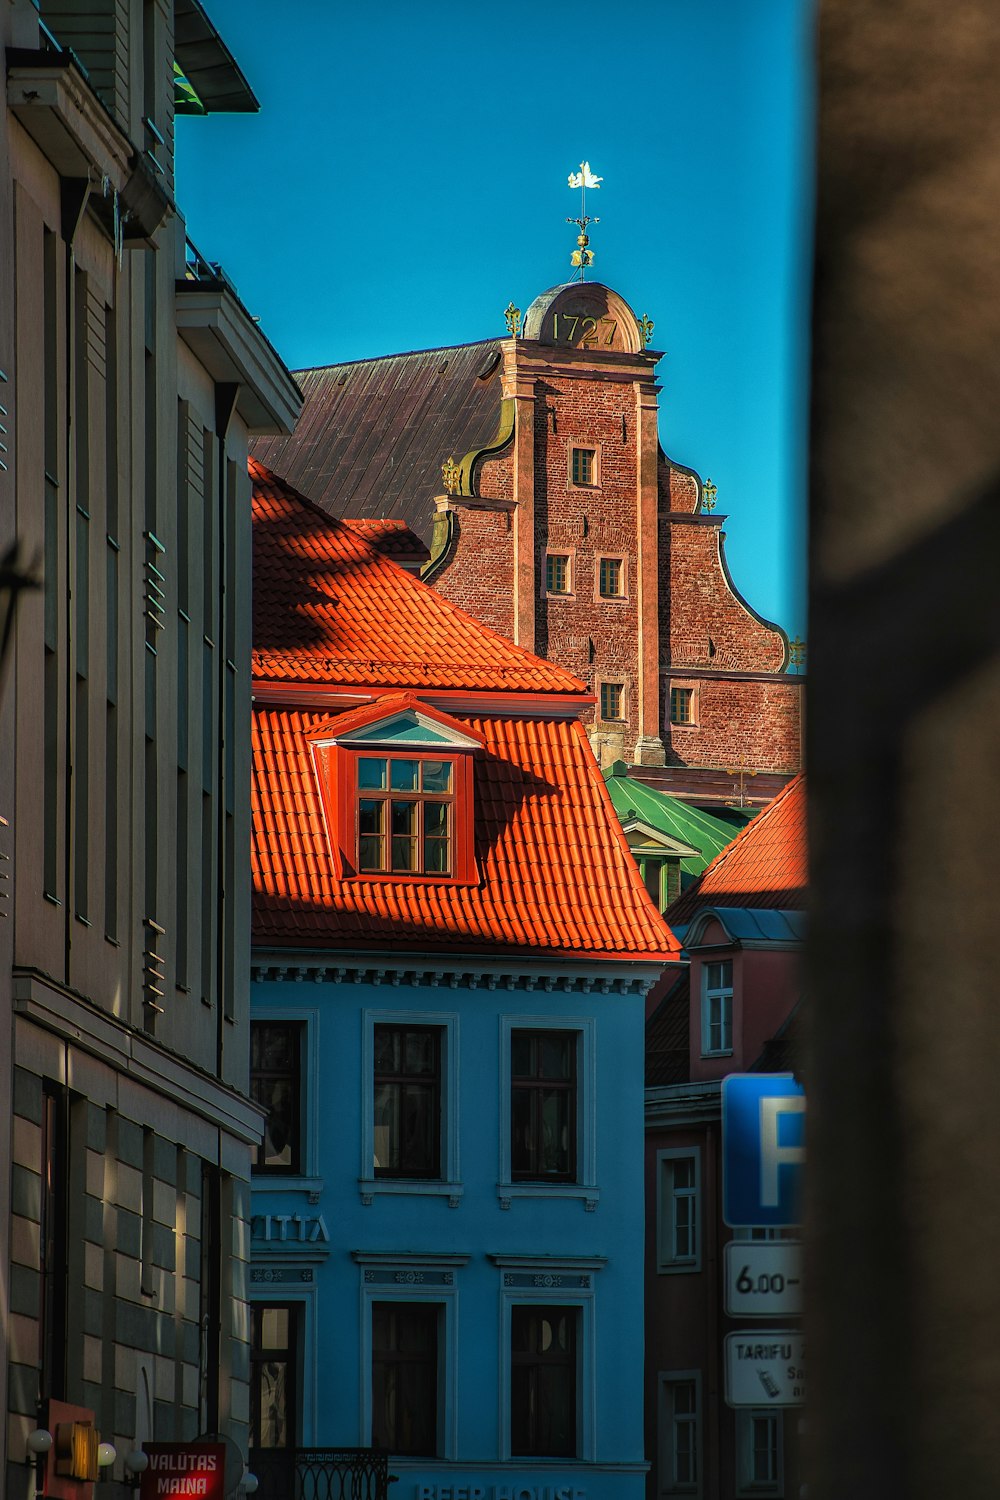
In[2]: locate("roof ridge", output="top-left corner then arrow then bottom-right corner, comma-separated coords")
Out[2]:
292,337 -> 501,376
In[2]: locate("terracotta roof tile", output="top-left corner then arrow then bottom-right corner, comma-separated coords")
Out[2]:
251,458 -> 584,696
665,773 -> 807,926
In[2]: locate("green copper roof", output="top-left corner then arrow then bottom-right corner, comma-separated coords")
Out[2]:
603,762 -> 750,883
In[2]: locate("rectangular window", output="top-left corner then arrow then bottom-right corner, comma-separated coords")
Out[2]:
357,755 -> 453,875
702,959 -> 733,1056
511,1030 -> 576,1181
599,682 -> 625,722
250,1303 -> 298,1449
250,1022 -> 302,1173
374,1024 -> 441,1178
666,1378 -> 699,1492
511,1305 -> 577,1457
657,1149 -> 701,1272
545,553 -> 571,594
571,447 -> 596,486
670,687 -> 695,725
598,556 -> 624,598
737,1409 -> 783,1494
372,1302 -> 439,1455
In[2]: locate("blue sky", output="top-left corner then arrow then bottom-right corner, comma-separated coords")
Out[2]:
177,0 -> 813,641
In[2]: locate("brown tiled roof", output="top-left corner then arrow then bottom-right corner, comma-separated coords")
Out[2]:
664,773 -> 807,926
646,972 -> 691,1086
250,340 -> 504,543
341,518 -> 429,563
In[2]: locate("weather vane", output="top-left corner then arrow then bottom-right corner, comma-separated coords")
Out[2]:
567,161 -> 601,280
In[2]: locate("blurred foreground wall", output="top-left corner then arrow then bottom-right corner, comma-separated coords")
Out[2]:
808,1 -> 1000,1495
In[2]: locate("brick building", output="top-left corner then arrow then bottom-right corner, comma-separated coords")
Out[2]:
645,775 -> 806,1499
252,278 -> 803,807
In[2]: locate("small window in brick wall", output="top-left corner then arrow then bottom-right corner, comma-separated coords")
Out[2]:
670,687 -> 696,726
600,682 -> 625,722
545,554 -> 572,595
571,447 -> 597,486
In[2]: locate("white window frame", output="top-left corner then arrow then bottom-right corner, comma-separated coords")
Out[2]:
736,1408 -> 784,1495
248,1282 -> 319,1446
250,1006 -> 323,1195
493,1254 -> 603,1462
356,1253 -> 466,1461
360,1008 -> 462,1204
497,1015 -> 598,1208
658,1370 -> 702,1497
657,1148 -> 701,1273
701,959 -> 734,1057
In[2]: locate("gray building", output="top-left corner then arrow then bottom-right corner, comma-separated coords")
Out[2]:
0,1 -> 300,1492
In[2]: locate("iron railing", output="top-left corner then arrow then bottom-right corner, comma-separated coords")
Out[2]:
250,1448 -> 396,1500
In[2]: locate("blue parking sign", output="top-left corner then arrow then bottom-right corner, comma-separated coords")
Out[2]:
723,1073 -> 805,1227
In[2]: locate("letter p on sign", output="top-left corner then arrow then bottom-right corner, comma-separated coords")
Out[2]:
723,1073 -> 805,1228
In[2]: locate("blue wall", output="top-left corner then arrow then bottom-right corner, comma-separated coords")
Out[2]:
250,966 -> 649,1500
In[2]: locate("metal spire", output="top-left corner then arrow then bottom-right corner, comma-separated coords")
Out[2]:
566,161 -> 601,280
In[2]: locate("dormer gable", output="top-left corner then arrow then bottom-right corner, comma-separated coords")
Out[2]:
307,695 -> 483,883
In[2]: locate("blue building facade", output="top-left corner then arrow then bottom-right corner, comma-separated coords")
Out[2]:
249,960 -> 655,1500
246,461 -> 677,1499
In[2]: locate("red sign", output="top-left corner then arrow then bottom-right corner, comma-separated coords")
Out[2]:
139,1444 -> 227,1499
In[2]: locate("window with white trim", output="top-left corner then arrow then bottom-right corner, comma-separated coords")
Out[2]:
497,1016 -> 597,1206
361,1010 -> 461,1202
659,1372 -> 701,1495
737,1409 -> 783,1495
701,958 -> 733,1056
657,1148 -> 701,1273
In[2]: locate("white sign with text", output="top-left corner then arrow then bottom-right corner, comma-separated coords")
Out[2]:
724,1241 -> 803,1316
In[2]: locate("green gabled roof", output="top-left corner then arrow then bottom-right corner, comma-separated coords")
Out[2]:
603,762 -> 750,883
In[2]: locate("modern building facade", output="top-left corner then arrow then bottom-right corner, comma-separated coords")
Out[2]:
248,460 -> 678,1499
250,282 -> 803,808
644,776 -> 806,1500
0,2 -> 300,1492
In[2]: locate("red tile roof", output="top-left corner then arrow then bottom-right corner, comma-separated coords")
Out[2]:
664,773 -> 807,925
341,518 -> 430,563
251,458 -> 585,696
251,462 -> 679,964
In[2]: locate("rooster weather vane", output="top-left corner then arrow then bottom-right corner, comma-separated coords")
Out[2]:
567,161 -> 601,280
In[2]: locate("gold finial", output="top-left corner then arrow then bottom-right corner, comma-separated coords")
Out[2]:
504,302 -> 521,337
725,767 -> 759,809
701,479 -> 718,511
788,636 -> 807,671
638,314 -> 655,348
441,455 -> 460,495
566,161 -> 601,281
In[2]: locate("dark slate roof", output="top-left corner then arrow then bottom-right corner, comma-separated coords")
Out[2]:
750,1000 -> 803,1077
250,340 -> 505,544
646,971 -> 691,1087
680,907 -> 806,947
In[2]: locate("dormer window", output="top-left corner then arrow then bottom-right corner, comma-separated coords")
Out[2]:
358,755 -> 454,875
308,696 -> 483,884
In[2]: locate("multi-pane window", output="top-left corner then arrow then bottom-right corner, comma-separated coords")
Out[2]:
702,959 -> 733,1055
667,1379 -> 699,1492
599,682 -> 625,722
250,1022 -> 301,1173
571,447 -> 596,485
372,1302 -> 439,1455
511,1030 -> 576,1180
658,1150 -> 700,1271
545,553 -> 571,594
250,1304 -> 297,1450
598,556 -> 624,598
357,755 -> 453,875
738,1410 -> 782,1493
374,1024 -> 441,1178
670,687 -> 695,725
511,1305 -> 577,1456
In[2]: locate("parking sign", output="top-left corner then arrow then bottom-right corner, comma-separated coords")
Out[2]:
722,1073 -> 805,1227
